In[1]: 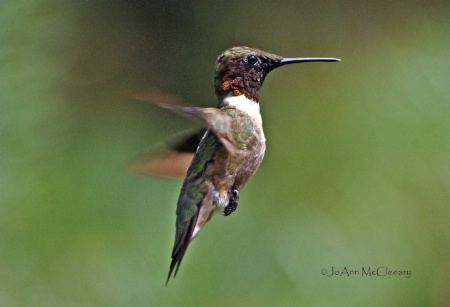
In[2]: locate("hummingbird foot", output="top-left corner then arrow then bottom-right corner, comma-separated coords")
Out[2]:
224,189 -> 239,216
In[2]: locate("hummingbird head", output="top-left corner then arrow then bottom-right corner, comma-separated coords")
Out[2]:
213,46 -> 340,102
214,47 -> 282,102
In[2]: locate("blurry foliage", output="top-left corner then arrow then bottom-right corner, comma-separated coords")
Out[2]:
1,1 -> 450,306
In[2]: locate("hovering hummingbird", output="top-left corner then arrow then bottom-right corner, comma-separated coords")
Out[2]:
132,46 -> 340,284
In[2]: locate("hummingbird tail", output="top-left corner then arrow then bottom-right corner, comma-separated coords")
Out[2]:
165,213 -> 198,285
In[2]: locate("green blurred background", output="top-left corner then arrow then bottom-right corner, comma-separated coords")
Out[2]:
2,1 -> 450,306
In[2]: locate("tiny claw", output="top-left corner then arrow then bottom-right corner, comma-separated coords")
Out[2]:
224,189 -> 239,216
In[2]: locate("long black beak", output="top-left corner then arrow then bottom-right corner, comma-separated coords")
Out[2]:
280,57 -> 341,65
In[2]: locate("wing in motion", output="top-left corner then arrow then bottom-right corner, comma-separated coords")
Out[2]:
128,128 -> 206,178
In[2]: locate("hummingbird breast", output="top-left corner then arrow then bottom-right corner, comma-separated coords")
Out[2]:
208,99 -> 266,210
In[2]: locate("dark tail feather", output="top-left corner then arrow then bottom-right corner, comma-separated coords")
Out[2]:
165,242 -> 188,285
165,214 -> 198,285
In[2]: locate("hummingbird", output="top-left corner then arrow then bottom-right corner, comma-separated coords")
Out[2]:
132,46 -> 340,284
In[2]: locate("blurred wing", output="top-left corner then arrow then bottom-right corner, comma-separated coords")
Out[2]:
132,92 -> 236,153
128,128 -> 206,178
155,104 -> 236,154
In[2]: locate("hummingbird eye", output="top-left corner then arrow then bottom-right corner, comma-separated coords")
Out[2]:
246,54 -> 259,66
